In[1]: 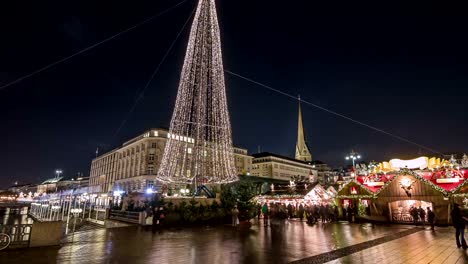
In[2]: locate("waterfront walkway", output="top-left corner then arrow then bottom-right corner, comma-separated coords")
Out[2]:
0,221 -> 467,263
324,227 -> 468,264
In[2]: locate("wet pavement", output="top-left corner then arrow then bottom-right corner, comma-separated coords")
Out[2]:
0,221 -> 415,264
325,227 -> 468,264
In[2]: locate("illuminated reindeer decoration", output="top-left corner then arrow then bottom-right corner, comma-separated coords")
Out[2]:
399,178 -> 415,197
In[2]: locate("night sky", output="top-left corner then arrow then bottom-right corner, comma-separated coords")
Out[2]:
1,0 -> 467,188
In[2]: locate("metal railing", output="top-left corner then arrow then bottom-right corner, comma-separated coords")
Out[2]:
109,210 -> 143,224
0,224 -> 32,248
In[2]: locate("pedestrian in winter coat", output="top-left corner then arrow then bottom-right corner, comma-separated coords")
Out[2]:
427,207 -> 435,231
419,206 -> 426,226
298,204 -> 304,221
451,203 -> 468,249
152,207 -> 161,234
262,203 -> 269,226
287,203 -> 293,219
232,206 -> 239,227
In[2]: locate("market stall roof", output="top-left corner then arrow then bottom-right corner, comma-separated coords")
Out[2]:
304,183 -> 334,201
262,182 -> 318,197
355,168 -> 468,195
356,175 -> 395,193
337,179 -> 375,198
416,170 -> 468,192
452,180 -> 468,195
326,186 -> 337,195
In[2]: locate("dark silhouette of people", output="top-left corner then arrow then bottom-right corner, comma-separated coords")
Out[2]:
287,203 -> 293,219
347,205 -> 353,222
298,204 -> 304,221
262,203 -> 269,226
418,206 -> 426,226
451,203 -> 467,249
152,207 -> 161,234
427,207 -> 435,231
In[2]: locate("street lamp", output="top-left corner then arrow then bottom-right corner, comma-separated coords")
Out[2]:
345,150 -> 361,170
55,169 -> 63,178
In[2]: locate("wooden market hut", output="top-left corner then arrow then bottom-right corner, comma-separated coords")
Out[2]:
369,170 -> 454,225
256,182 -> 336,206
337,168 -> 467,225
451,180 -> 468,208
336,179 -> 376,219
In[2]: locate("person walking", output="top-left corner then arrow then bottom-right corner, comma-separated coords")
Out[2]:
451,203 -> 468,249
427,207 -> 435,231
410,206 -> 419,225
287,203 -> 293,219
419,206 -> 426,226
262,203 -> 269,226
232,205 -> 239,227
298,204 -> 304,221
347,205 -> 353,222
152,207 -> 161,234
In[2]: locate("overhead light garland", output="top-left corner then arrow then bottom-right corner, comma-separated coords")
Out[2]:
157,0 -> 237,185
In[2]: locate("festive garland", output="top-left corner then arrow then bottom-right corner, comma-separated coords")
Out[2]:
257,194 -> 304,199
337,195 -> 374,199
336,169 -> 467,200
451,179 -> 468,195
338,179 -> 375,196
373,169 -> 449,196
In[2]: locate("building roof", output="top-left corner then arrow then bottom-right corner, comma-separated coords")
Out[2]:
41,177 -> 64,184
252,152 -> 312,165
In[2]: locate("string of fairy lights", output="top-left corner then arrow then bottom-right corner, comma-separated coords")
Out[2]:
156,0 -> 237,185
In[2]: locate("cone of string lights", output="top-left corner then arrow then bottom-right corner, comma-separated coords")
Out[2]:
157,0 -> 237,186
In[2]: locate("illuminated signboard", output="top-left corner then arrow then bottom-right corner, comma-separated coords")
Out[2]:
389,157 -> 428,170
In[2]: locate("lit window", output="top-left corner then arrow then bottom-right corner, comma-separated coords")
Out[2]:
153,131 -> 158,137
187,148 -> 192,154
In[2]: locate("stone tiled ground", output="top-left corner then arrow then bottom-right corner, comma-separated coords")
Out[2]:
323,227 -> 468,264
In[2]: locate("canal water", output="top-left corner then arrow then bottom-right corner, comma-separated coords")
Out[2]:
1,220 -> 414,264
0,205 -> 33,225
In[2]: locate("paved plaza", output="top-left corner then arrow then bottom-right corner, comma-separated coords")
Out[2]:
0,221 -> 467,263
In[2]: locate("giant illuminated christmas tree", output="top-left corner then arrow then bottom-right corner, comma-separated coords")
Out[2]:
157,0 -> 237,185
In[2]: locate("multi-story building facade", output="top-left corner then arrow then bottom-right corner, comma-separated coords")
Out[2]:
89,128 -> 253,195
251,152 -> 318,182
37,176 -> 89,194
309,161 -> 333,185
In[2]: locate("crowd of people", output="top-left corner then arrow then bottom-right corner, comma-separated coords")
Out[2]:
144,206 -> 166,234
409,205 -> 436,230
256,202 -> 340,226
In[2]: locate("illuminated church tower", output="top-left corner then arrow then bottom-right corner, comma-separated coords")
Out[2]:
295,97 -> 312,162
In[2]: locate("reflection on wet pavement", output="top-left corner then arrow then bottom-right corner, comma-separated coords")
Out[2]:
1,221 -> 414,264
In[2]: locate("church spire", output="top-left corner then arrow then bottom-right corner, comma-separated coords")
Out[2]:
295,96 -> 312,162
